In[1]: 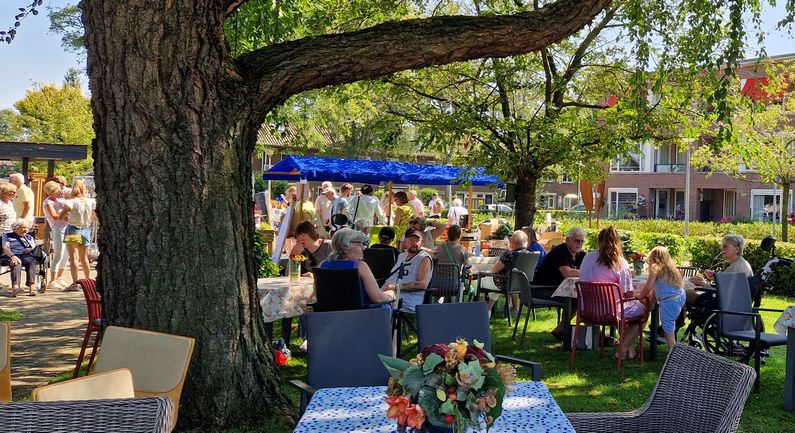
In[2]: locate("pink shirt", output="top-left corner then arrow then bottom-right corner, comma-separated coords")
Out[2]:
409,198 -> 425,217
579,251 -> 644,319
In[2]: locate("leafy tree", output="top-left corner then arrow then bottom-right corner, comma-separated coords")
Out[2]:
692,61 -> 795,241
10,0 -> 792,430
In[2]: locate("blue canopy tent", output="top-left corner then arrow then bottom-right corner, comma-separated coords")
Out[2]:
262,155 -> 500,186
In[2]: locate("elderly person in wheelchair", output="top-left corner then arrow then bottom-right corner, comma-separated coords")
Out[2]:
2,219 -> 41,296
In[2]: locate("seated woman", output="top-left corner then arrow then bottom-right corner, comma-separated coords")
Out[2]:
289,221 -> 331,275
320,228 -> 396,306
690,233 -> 753,287
579,226 -> 647,360
2,219 -> 38,296
526,228 -> 546,269
636,246 -> 686,348
485,230 -> 530,317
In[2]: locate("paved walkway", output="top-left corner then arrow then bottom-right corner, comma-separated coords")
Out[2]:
1,269 -> 94,400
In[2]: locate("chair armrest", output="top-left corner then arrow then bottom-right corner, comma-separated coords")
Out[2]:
566,411 -> 646,432
754,307 -> 786,313
288,379 -> 316,417
493,355 -> 541,381
712,310 -> 761,319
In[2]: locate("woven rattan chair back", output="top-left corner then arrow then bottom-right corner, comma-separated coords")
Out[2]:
0,397 -> 174,433
487,247 -> 508,258
676,266 -> 699,278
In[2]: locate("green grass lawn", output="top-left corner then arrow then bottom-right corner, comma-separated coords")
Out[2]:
0,310 -> 23,322
264,295 -> 795,433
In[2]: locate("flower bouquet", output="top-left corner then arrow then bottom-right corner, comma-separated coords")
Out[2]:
288,254 -> 307,282
379,339 -> 516,433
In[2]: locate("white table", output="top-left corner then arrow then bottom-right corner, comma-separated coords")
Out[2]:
258,276 -> 314,347
293,381 -> 575,433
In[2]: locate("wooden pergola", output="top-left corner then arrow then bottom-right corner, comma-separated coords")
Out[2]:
0,141 -> 89,178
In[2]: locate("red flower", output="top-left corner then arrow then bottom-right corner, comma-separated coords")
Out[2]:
466,344 -> 488,360
404,403 -> 426,429
385,396 -> 411,425
421,344 -> 449,359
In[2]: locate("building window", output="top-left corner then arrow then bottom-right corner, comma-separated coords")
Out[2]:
750,188 -> 793,221
723,190 -> 736,217
608,188 -> 639,218
561,173 -> 573,183
563,194 -> 578,210
542,176 -> 555,183
610,145 -> 644,172
539,193 -> 556,209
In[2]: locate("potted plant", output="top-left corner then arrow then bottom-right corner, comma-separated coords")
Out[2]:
379,339 -> 516,432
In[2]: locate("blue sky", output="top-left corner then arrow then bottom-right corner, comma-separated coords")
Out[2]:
0,1 -> 793,110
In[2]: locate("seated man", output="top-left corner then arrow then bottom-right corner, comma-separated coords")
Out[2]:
382,229 -> 433,312
532,226 -> 586,339
370,226 -> 399,260
434,224 -> 469,266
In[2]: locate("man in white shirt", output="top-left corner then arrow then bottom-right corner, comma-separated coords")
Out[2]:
383,229 -> 433,312
315,185 -> 336,231
347,184 -> 386,225
9,173 -> 34,224
408,190 -> 425,217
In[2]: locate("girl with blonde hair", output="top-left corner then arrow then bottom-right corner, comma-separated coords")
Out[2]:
636,246 -> 686,348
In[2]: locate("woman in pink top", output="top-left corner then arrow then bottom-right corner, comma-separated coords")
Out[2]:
579,226 -> 646,360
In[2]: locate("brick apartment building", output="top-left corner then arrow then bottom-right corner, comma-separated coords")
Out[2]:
543,53 -> 795,223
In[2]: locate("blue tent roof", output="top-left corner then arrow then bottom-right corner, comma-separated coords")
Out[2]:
262,156 -> 501,187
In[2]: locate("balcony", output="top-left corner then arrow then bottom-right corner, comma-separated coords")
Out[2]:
654,164 -> 685,173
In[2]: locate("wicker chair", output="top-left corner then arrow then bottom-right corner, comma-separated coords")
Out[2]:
566,344 -> 756,433
677,266 -> 700,278
0,396 -> 174,433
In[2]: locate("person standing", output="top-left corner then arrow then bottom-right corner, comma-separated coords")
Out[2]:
59,179 -> 97,291
9,173 -> 34,224
446,198 -> 469,227
408,190 -> 425,217
314,181 -> 336,230
0,183 -> 17,235
330,183 -> 353,223
347,184 -> 386,226
43,181 -> 70,290
428,193 -> 444,218
392,191 -> 415,239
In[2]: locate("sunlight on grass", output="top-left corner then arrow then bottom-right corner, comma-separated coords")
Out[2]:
0,310 -> 23,321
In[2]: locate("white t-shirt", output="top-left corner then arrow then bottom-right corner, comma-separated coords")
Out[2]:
314,194 -> 335,225
447,205 -> 469,226
13,184 -> 34,223
347,195 -> 386,225
65,197 -> 96,228
385,250 -> 433,312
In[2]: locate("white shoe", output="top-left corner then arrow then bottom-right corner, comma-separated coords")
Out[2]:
47,280 -> 63,290
56,278 -> 69,287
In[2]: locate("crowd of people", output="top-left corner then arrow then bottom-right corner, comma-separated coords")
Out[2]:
1,173 -> 96,296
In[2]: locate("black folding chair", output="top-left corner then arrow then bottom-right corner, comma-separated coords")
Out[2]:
475,251 -> 540,326
312,267 -> 369,312
363,248 -> 397,287
289,308 -> 392,415
425,260 -> 464,303
714,272 -> 787,393
415,302 -> 541,381
513,270 -> 565,347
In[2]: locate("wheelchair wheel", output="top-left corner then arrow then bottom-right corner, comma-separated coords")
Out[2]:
702,313 -> 732,356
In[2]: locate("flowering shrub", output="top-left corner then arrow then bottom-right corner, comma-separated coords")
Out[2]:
379,339 -> 515,432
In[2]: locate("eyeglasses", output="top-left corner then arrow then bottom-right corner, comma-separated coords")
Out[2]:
571,238 -> 585,245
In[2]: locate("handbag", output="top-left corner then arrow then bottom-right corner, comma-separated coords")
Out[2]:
65,233 -> 83,245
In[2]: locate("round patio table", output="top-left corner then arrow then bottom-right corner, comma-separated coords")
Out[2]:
258,276 -> 314,347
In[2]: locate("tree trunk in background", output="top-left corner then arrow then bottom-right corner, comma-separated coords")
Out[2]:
81,2 -> 290,429
514,167 -> 539,229
781,182 -> 790,242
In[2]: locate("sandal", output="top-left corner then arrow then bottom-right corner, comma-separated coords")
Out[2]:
63,284 -> 81,292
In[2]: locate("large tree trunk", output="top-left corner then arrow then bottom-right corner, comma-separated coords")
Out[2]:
81,1 -> 290,429
514,167 -> 539,229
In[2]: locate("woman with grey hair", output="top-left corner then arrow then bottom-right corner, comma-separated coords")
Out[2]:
2,219 -> 38,296
690,233 -> 753,287
354,218 -> 373,235
320,228 -> 396,304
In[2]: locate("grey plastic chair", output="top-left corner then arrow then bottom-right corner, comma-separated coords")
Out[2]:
0,397 -> 173,433
415,302 -> 541,381
425,261 -> 464,303
566,343 -> 756,433
714,272 -> 787,392
289,308 -> 392,415
475,251 -> 540,327
512,269 -> 565,346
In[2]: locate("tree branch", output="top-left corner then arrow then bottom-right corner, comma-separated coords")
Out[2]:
236,0 -> 613,109
560,100 -> 607,109
224,0 -> 248,17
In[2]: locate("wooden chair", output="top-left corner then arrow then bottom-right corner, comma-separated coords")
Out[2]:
74,278 -> 103,378
0,322 -> 10,402
92,326 -> 195,431
32,368 -> 135,402
571,281 -> 649,374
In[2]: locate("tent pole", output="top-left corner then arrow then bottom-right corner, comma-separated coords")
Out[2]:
467,185 -> 474,230
298,183 -> 305,223
387,181 -> 393,225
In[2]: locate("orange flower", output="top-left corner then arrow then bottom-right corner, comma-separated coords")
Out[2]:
404,403 -> 426,429
385,396 -> 410,425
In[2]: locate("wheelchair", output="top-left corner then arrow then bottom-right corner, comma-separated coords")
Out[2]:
1,223 -> 50,294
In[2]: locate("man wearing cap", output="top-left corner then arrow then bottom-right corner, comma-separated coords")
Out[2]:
314,182 -> 336,231
347,184 -> 386,225
383,229 -> 433,312
371,226 -> 399,259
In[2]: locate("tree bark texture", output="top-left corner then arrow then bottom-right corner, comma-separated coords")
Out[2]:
514,167 -> 539,229
80,0 -> 611,428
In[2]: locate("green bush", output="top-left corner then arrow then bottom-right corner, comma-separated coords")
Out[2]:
254,233 -> 281,278
417,188 -> 440,205
686,237 -> 722,270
